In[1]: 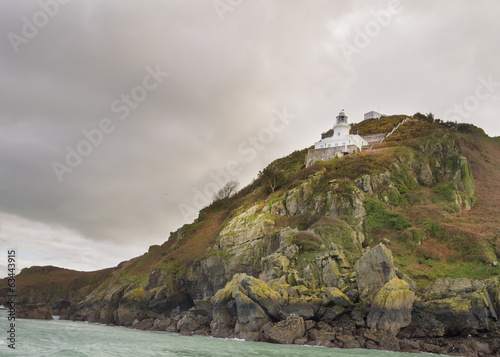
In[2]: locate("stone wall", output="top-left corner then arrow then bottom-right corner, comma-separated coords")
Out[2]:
305,145 -> 359,167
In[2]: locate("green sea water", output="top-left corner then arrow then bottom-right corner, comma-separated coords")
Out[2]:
0,311 -> 430,357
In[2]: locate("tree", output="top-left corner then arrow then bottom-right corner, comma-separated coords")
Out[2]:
213,180 -> 239,202
258,165 -> 286,193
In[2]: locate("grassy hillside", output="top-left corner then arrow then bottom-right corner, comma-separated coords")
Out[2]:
0,265 -> 115,304
3,114 -> 499,303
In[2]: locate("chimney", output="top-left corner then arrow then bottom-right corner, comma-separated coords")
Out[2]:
321,132 -> 327,139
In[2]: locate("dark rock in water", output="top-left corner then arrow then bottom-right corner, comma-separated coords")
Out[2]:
52,300 -> 71,315
266,316 -> 305,344
135,318 -> 154,330
355,244 -> 396,302
99,304 -> 116,325
210,273 -> 284,334
367,278 -> 415,336
234,289 -> 271,331
176,310 -> 210,332
18,304 -> 53,320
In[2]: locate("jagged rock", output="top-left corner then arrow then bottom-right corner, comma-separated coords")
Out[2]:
395,269 -> 417,292
239,275 -> 284,319
210,274 -> 284,333
18,304 -> 53,320
259,252 -> 289,281
322,287 -> 352,307
116,304 -> 140,325
136,318 -> 154,330
320,305 -> 345,323
177,310 -> 210,332
419,162 -> 434,186
153,316 -> 172,331
99,304 -> 116,324
309,322 -> 336,346
326,188 -> 365,219
52,300 -> 71,315
420,277 -> 493,335
266,316 -> 305,344
280,301 -> 316,320
398,313 -> 445,338
218,205 -> 275,249
322,261 -> 341,288
367,278 -> 415,336
355,244 -> 396,302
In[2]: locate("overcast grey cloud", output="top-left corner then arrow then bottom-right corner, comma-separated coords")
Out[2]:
0,0 -> 499,272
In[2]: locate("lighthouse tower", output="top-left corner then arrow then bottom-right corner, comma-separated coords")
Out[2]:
333,109 -> 350,137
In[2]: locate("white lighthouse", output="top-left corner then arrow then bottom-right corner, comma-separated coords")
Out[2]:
333,109 -> 350,137
313,109 -> 368,151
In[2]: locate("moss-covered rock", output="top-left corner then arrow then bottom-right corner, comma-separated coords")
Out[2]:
367,278 -> 415,336
355,243 -> 396,303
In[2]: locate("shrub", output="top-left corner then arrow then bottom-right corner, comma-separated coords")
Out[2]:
292,231 -> 324,252
420,219 -> 444,239
433,182 -> 456,202
365,199 -> 411,234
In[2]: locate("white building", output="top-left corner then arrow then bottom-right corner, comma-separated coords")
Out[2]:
314,110 -> 368,151
364,111 -> 383,120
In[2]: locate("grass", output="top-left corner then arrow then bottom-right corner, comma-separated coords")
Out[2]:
365,198 -> 411,234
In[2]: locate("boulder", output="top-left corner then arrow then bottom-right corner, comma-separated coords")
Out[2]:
322,261 -> 341,288
367,278 -> 415,336
322,287 -> 352,307
280,301 -> 316,320
320,305 -> 345,323
309,322 -> 336,346
116,304 -> 139,325
177,310 -> 210,332
355,244 -> 396,302
420,277 -> 493,335
266,316 -> 305,344
210,274 -> 283,333
239,274 -> 283,319
18,304 -> 53,320
398,313 -> 445,338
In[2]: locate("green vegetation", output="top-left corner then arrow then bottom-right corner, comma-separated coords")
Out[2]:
350,115 -> 409,136
4,113 -> 500,306
365,198 -> 411,234
433,183 -> 457,201
420,219 -> 444,240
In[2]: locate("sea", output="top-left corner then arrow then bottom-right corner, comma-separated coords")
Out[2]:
0,311 -> 432,357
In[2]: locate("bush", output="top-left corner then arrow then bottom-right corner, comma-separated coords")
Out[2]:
365,199 -> 411,234
420,219 -> 444,239
292,231 -> 324,252
433,183 -> 456,202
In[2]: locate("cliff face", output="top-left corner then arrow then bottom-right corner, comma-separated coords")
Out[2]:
7,117 -> 500,355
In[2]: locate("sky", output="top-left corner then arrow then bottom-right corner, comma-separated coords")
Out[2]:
0,0 -> 499,274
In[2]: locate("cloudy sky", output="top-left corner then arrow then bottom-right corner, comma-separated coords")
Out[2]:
1,0 -> 499,274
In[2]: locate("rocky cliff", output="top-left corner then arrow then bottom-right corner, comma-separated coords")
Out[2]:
7,116 -> 500,356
